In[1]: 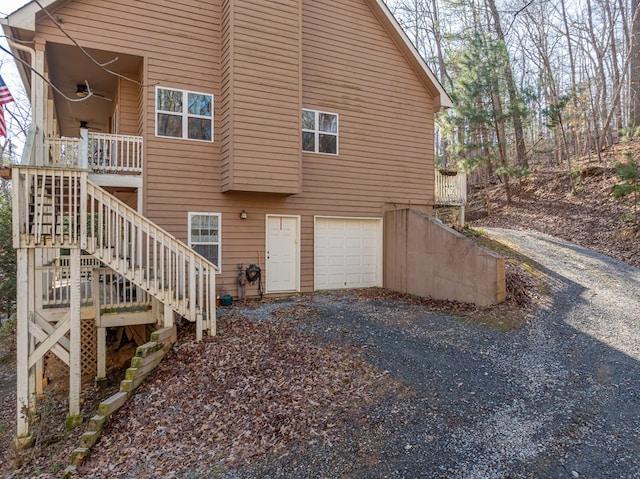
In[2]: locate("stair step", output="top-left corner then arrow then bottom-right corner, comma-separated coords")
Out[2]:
97,391 -> 128,416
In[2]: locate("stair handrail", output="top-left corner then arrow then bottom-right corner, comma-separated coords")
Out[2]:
86,180 -> 217,338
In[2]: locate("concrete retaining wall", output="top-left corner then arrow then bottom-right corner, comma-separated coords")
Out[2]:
384,208 -> 505,306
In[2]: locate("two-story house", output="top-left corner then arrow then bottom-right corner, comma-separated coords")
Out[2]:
2,0 -> 504,444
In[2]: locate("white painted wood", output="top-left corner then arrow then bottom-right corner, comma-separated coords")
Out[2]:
27,249 -> 36,411
34,46 -> 44,167
314,217 -> 383,290
96,327 -> 106,380
79,129 -> 89,169
68,249 -> 81,417
435,170 -> 467,206
164,303 -> 173,328
16,249 -> 30,438
265,215 -> 300,293
28,314 -> 70,368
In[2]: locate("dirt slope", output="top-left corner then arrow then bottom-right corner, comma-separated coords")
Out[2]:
468,148 -> 640,268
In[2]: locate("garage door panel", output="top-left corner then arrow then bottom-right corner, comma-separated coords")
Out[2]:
314,217 -> 382,290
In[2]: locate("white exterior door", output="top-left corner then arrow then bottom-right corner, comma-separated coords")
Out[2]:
266,215 -> 300,293
314,217 -> 383,290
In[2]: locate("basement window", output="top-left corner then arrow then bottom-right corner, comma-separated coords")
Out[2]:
188,212 -> 221,270
156,87 -> 213,141
302,109 -> 338,155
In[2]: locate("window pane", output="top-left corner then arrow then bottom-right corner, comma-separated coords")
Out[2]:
302,131 -> 315,152
188,117 -> 212,141
302,110 -> 315,130
194,244 -> 219,266
157,89 -> 183,113
319,134 -> 337,154
319,113 -> 337,133
188,93 -> 212,117
158,113 -> 182,138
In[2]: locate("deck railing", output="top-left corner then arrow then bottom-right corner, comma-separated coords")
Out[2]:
39,263 -> 150,310
435,170 -> 467,206
44,132 -> 142,175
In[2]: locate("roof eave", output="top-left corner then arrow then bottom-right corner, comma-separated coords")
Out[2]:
369,0 -> 453,111
4,0 -> 58,31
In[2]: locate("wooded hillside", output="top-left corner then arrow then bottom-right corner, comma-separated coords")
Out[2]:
389,0 -> 640,214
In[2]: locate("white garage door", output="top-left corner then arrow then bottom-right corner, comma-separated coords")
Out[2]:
314,217 -> 383,290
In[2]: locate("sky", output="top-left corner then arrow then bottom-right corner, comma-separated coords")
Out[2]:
1,1 -> 30,158
1,0 -> 31,85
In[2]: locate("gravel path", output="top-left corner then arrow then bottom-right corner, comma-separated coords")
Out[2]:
224,228 -> 640,479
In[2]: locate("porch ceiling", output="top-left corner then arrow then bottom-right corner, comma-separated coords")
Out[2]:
47,43 -> 142,137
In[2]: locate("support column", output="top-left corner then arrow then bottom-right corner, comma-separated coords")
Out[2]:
164,303 -> 174,329
27,250 -> 36,410
96,327 -> 106,381
93,272 -> 106,382
67,249 -> 83,429
15,249 -> 32,446
33,38 -> 46,166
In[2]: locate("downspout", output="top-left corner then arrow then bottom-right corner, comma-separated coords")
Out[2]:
7,39 -> 41,166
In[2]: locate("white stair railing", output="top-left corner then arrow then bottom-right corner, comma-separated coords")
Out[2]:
13,166 -> 216,339
86,181 -> 217,338
12,167 -> 87,249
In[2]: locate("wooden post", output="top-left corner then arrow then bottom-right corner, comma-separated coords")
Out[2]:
67,249 -> 82,429
209,272 -> 216,336
164,303 -> 173,329
33,39 -> 45,167
96,327 -> 106,381
93,272 -> 106,381
27,250 -> 36,408
79,128 -> 89,170
15,249 -> 32,445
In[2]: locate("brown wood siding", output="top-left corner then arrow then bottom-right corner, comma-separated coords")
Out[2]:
220,0 -> 302,194
36,0 -> 441,296
117,77 -> 139,136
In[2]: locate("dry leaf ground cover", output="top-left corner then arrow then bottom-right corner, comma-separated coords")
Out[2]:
468,152 -> 640,267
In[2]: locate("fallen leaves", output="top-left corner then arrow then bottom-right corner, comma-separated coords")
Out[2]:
75,311 -> 403,477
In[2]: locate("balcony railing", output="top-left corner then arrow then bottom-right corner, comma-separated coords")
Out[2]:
44,131 -> 143,175
39,260 -> 151,310
435,170 -> 467,206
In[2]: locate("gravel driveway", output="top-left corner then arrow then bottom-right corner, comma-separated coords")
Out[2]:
224,228 -> 640,479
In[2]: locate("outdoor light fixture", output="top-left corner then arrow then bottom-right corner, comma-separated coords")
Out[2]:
76,84 -> 89,98
240,210 -> 248,220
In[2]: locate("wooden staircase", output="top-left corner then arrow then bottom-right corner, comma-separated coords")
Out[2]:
14,166 -> 217,337
12,165 -> 218,443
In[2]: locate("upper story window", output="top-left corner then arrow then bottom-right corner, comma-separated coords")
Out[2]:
302,109 -> 338,155
156,87 -> 213,141
188,212 -> 221,270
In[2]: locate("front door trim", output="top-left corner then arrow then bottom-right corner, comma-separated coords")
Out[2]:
265,214 -> 301,293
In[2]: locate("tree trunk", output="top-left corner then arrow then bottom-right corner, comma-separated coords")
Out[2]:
630,0 -> 640,128
485,0 -> 528,168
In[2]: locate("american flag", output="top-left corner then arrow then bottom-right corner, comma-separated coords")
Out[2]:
0,75 -> 15,138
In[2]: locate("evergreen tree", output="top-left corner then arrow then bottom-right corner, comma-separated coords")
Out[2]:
0,183 -> 15,319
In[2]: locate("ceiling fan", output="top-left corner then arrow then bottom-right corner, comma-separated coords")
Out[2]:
75,83 -> 112,101
78,120 -> 103,132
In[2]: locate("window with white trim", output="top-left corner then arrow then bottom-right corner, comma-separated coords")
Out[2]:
156,87 -> 213,141
302,109 -> 338,154
188,213 -> 221,269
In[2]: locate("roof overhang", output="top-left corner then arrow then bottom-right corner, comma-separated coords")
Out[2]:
367,0 -> 453,112
2,0 -> 59,31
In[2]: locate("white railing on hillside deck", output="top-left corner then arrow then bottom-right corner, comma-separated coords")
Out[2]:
435,170 -> 467,206
13,166 -> 216,339
44,132 -> 142,175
